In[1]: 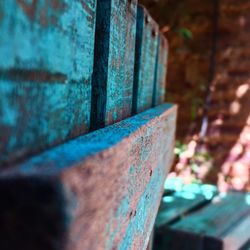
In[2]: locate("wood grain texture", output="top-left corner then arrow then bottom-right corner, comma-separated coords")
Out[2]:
132,5 -> 159,114
156,192 -> 250,250
91,0 -> 137,130
153,34 -> 168,106
0,0 -> 96,165
0,104 -> 177,250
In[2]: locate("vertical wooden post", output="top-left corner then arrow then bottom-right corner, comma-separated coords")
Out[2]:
91,0 -> 137,130
153,34 -> 168,106
132,5 -> 159,114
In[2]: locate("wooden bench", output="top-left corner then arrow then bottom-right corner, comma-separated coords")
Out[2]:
154,180 -> 250,250
0,1 -> 176,249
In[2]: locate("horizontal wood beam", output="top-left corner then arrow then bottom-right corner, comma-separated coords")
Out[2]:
0,104 -> 177,250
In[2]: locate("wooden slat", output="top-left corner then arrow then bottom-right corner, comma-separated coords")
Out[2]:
155,192 -> 211,228
0,104 -> 177,250
133,5 -> 159,114
91,0 -> 137,130
153,34 -> 168,106
157,192 -> 250,250
0,0 -> 96,165
155,180 -> 218,226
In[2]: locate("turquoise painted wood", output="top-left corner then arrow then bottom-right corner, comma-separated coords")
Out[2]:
0,0 -> 96,165
0,104 -> 177,250
154,192 -> 250,250
153,34 -> 168,106
133,5 -> 159,114
155,183 -> 218,227
91,0 -> 137,130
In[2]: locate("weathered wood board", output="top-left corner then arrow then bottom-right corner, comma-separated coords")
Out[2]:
155,184 -> 218,227
0,104 -> 177,250
153,34 -> 168,106
132,5 -> 159,114
91,0 -> 137,130
0,0 -> 96,165
155,192 -> 250,250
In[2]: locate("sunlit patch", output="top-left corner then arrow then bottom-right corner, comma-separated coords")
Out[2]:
201,184 -> 217,200
230,101 -> 241,114
162,196 -> 175,203
219,192 -> 227,198
175,191 -> 196,200
164,177 -> 183,192
183,183 -> 201,194
247,115 -> 250,126
245,194 -> 250,205
212,118 -> 223,126
239,16 -> 246,27
236,83 -> 249,98
230,143 -> 243,156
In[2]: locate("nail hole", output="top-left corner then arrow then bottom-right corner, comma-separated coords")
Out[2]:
150,170 -> 153,176
152,29 -> 156,37
129,211 -> 133,218
145,15 -> 149,24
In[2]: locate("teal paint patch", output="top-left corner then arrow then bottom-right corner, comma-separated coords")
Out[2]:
0,0 -> 96,165
133,5 -> 159,114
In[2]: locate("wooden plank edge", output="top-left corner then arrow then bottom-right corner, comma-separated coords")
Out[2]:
0,103 -> 177,250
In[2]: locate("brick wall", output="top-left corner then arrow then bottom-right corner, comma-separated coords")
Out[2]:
140,0 -> 250,190
207,0 -> 250,190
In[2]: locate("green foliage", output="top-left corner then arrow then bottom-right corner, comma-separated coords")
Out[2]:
176,27 -> 193,40
174,140 -> 187,156
174,140 -> 213,182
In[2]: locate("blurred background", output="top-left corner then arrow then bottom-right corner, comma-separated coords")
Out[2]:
139,0 -> 250,192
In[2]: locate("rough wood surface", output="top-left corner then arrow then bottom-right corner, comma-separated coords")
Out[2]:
156,192 -> 250,250
133,5 -> 159,114
0,104 -> 177,250
153,34 -> 168,106
91,0 -> 137,130
0,0 -> 96,165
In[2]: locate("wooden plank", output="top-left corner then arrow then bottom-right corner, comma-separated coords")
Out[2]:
90,0 -> 137,130
0,104 -> 177,250
157,192 -> 250,250
155,192 -> 212,228
0,0 -> 96,165
153,34 -> 168,106
132,5 -> 159,114
155,183 -> 218,227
